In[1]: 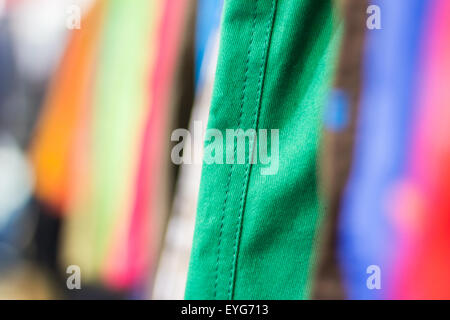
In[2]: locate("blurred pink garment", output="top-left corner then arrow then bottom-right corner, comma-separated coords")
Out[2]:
392,0 -> 450,299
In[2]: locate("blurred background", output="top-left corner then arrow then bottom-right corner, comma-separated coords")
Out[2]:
0,0 -> 223,299
1,0 -> 449,300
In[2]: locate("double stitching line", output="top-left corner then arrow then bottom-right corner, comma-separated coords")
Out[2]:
214,0 -> 260,300
228,0 -> 277,300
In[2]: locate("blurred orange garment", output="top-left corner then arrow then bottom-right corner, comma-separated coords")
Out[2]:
29,0 -> 105,212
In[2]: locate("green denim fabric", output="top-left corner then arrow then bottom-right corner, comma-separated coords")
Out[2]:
186,0 -> 341,300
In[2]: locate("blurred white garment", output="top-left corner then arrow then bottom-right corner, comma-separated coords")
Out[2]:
0,135 -> 33,231
8,0 -> 94,83
152,30 -> 221,300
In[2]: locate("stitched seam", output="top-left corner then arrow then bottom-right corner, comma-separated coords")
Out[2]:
214,0 -> 259,300
228,0 -> 277,300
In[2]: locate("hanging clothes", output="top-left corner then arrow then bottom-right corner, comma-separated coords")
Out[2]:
389,0 -> 450,299
338,0 -> 434,299
312,0 -> 367,300
59,0 -> 159,288
153,0 -> 224,300
185,0 -> 342,299
104,0 -> 195,291
32,0 -> 196,293
29,0 -> 106,212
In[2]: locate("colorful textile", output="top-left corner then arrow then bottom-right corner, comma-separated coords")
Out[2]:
312,0 -> 367,300
186,0 -> 341,300
338,0 -> 441,299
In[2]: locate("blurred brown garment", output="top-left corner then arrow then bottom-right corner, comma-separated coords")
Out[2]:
311,0 -> 368,299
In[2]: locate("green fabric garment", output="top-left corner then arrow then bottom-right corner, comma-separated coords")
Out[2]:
186,0 -> 342,300
90,0 -> 154,272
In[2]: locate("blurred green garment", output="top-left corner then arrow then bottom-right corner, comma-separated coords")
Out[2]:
186,0 -> 342,299
62,0 -> 159,288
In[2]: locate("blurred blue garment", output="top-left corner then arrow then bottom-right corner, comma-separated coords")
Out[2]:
323,89 -> 350,132
338,0 -> 432,299
0,135 -> 34,270
0,17 -> 16,117
194,0 -> 223,90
